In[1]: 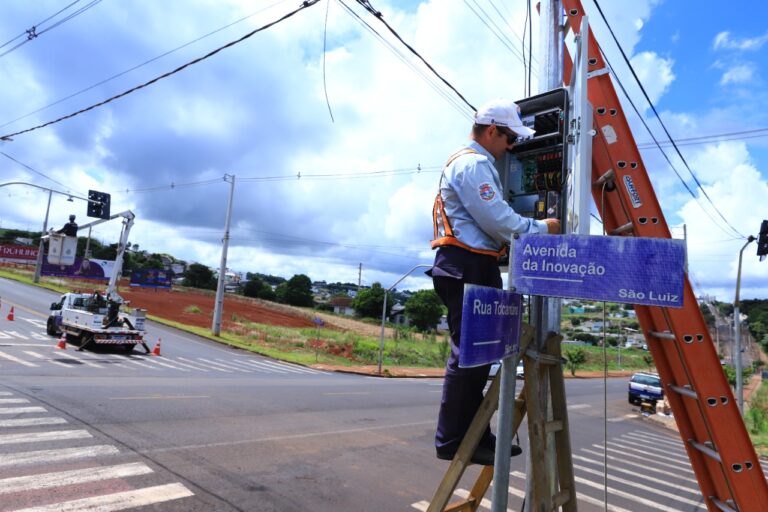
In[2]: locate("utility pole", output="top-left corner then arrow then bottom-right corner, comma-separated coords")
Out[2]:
33,190 -> 53,283
212,174 -> 235,337
734,235 -> 755,415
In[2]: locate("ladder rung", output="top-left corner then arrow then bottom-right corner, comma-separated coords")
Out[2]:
669,384 -> 698,400
552,489 -> 571,508
610,222 -> 634,235
524,349 -> 562,365
710,497 -> 737,512
545,420 -> 564,434
649,331 -> 676,340
689,440 -> 721,463
593,168 -> 614,187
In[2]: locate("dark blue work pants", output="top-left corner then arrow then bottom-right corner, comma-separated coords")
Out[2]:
431,246 -> 502,455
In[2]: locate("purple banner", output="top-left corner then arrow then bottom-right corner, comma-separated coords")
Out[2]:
130,268 -> 172,289
41,258 -> 114,280
459,285 -> 522,368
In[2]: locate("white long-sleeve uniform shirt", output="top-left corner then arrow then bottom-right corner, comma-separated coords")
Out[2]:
439,141 -> 547,252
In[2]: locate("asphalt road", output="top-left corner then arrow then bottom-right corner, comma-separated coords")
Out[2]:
1,277 -> 763,511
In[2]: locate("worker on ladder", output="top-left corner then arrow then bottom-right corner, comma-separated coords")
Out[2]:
429,99 -> 560,465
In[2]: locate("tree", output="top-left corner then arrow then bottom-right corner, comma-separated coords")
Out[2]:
564,347 -> 587,376
243,276 -> 276,301
183,263 -> 216,290
352,282 -> 391,318
404,290 -> 443,331
276,274 -> 313,307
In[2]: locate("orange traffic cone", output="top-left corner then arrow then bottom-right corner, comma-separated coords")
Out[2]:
151,338 -> 162,356
6,307 -> 14,321
56,333 -> 67,350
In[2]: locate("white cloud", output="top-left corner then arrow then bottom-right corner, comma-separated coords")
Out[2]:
629,51 -> 676,104
713,30 -> 768,51
719,64 -> 755,85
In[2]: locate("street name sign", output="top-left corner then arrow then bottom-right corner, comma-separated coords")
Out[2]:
510,234 -> 685,308
459,285 -> 522,368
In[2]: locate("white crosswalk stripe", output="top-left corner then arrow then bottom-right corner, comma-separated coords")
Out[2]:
12,483 -> 194,511
0,429 -> 91,445
197,358 -> 251,373
53,351 -> 104,368
155,356 -> 210,372
0,417 -> 68,428
0,350 -> 38,367
0,445 -> 120,468
236,359 -> 288,373
24,350 -> 74,368
409,429 -> 714,511
0,389 -> 195,510
222,358 -> 282,373
0,406 -> 47,415
177,356 -> 233,372
0,462 -> 152,495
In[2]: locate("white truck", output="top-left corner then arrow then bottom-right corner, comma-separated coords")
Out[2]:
45,210 -> 151,353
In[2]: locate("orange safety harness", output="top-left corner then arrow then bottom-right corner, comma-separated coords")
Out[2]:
431,149 -> 507,259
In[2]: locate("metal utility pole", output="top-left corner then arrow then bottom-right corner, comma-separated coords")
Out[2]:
518,2 -> 564,512
33,190 -> 53,283
212,174 -> 235,336
734,235 -> 755,415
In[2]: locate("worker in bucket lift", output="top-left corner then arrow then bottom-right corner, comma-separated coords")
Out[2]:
57,215 -> 78,237
429,99 -> 560,466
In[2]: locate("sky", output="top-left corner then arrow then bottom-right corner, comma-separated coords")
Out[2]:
0,0 -> 766,302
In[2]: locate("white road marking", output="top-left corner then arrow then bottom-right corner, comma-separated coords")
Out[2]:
122,355 -> 161,370
0,407 -> 47,415
76,352 -> 135,370
0,429 -> 91,445
156,357 -> 210,372
257,359 -> 315,374
28,332 -> 51,341
20,318 -> 47,329
0,391 -> 13,396
177,357 -> 232,372
0,462 -> 153,495
223,358 -> 281,373
54,352 -> 104,368
0,350 -> 38,367
235,359 -> 286,373
134,356 -> 190,372
209,358 -> 255,372
4,330 -> 29,339
0,398 -> 29,404
0,417 -> 67,428
509,472 -> 633,512
573,453 -> 700,493
11,482 -> 194,511
595,443 -> 695,475
572,472 -> 704,511
567,403 -> 590,410
573,463 -> 704,507
581,447 -> 699,484
622,430 -> 683,449
607,440 -> 690,464
24,351 -> 74,368
197,358 -> 249,373
410,500 -> 429,511
606,413 -> 636,422
0,445 -> 119,468
455,487 -> 511,511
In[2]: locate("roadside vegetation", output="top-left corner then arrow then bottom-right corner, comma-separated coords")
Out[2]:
746,380 -> 768,456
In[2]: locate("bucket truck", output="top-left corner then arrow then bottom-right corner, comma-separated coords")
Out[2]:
45,210 -> 150,353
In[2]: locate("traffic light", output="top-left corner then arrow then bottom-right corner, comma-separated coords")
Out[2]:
87,190 -> 111,220
757,220 -> 768,261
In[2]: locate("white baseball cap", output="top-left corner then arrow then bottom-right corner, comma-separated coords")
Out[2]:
474,99 -> 536,137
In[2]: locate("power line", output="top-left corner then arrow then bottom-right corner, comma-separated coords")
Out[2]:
592,0 -> 744,239
0,0 -> 321,142
463,0 -> 527,65
335,0 -> 471,119
0,0 -> 103,60
0,0 -> 291,131
0,151 -> 69,189
109,165 -> 442,195
637,127 -> 768,149
353,0 -> 476,111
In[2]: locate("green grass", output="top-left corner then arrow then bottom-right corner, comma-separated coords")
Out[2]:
746,380 -> 768,457
0,268 -> 70,294
564,344 -> 655,373
183,305 -> 201,314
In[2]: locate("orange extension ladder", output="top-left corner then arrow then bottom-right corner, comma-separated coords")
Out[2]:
561,1 -> 768,510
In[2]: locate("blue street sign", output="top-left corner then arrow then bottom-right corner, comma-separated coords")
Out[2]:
511,234 -> 685,308
459,285 -> 522,368
312,317 -> 325,327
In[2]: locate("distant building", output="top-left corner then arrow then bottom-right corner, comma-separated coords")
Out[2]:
389,303 -> 410,326
330,296 -> 355,316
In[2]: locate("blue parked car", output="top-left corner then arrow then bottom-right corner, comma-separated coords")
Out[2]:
628,372 -> 663,406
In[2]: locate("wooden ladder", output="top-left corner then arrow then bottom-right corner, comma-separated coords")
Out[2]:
427,326 -> 576,511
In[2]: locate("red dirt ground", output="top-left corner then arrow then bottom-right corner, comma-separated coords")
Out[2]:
111,284 -> 316,331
